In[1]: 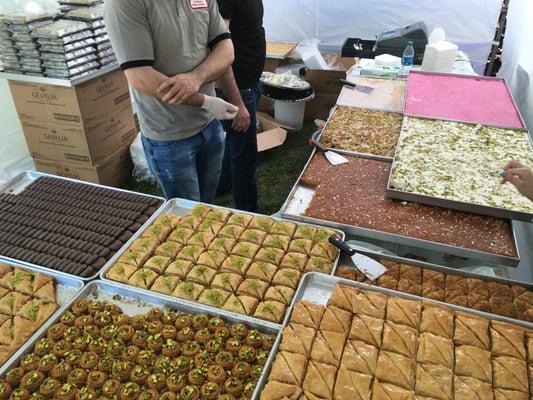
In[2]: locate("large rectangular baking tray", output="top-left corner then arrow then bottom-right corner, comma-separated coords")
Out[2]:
0,171 -> 167,281
385,115 -> 533,223
403,70 -> 528,129
286,272 -> 533,329
279,149 -> 521,267
315,104 -> 404,163
0,280 -> 281,400
0,259 -> 84,369
100,198 -> 345,325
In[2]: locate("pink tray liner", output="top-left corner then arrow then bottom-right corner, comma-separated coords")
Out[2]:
404,72 -> 523,129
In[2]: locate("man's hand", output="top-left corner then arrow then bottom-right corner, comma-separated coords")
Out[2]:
201,96 -> 239,120
232,105 -> 251,132
157,72 -> 202,105
501,160 -> 533,201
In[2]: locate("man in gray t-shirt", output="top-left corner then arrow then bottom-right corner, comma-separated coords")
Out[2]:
104,0 -> 239,201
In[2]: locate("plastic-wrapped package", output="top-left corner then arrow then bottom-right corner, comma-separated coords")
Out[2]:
94,34 -> 108,45
0,54 -> 19,62
32,19 -> 90,38
37,29 -> 93,45
18,49 -> 40,57
21,64 -> 43,73
66,4 -> 103,21
96,40 -> 111,51
12,41 -> 38,50
43,53 -> 97,69
3,10 -> 59,25
91,20 -> 104,29
41,46 -> 95,61
24,72 -> 44,76
97,47 -> 114,59
99,54 -> 116,66
93,27 -> 106,37
39,37 -> 95,53
6,19 -> 54,33
59,0 -> 102,5
45,60 -> 98,77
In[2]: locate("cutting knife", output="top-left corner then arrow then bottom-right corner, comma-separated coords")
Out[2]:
310,139 -> 349,166
339,78 -> 375,94
329,236 -> 388,281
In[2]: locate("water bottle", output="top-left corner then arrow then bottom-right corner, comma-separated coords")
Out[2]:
401,40 -> 415,71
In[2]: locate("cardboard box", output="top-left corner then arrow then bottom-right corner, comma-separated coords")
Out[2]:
8,69 -> 131,125
256,112 -> 292,152
305,93 -> 338,120
264,58 -> 290,73
33,143 -> 133,187
305,69 -> 347,95
21,103 -> 136,165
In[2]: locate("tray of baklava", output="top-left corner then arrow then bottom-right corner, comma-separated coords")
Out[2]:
336,252 -> 533,324
101,199 -> 344,325
260,273 -> 533,400
0,280 -> 280,400
0,260 -> 83,370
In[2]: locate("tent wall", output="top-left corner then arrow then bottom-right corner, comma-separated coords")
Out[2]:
264,0 -> 504,74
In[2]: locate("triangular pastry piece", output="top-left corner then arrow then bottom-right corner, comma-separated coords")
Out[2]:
490,321 -> 526,360
386,297 -> 421,328
416,333 -> 453,369
453,376 -> 493,400
340,339 -> 378,375
333,368 -> 372,400
420,305 -> 454,339
375,351 -> 415,390
454,313 -> 489,349
493,389 -> 528,400
382,321 -> 418,358
328,285 -> 357,313
352,290 -> 387,319
280,323 -> 315,357
349,314 -> 384,347
290,301 -> 324,329
33,281 -> 56,302
492,356 -> 528,393
319,306 -> 351,336
454,345 -> 492,383
303,361 -> 336,399
371,380 -> 415,400
269,351 -> 307,386
415,363 -> 453,400
310,330 -> 345,367
260,381 -> 302,400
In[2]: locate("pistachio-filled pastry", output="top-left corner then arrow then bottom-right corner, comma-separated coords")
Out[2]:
333,369 -> 372,400
211,273 -> 243,293
272,269 -> 301,290
232,242 -> 260,259
197,251 -> 226,270
205,208 -> 233,223
143,256 -> 171,274
154,214 -> 181,229
189,204 -> 214,218
165,259 -> 194,278
246,262 -> 278,283
294,225 -> 317,240
173,282 -> 205,301
255,248 -> 285,266
227,213 -> 253,228
197,218 -> 223,236
107,263 -> 137,283
304,257 -> 333,274
177,245 -> 204,262
290,301 -> 325,329
218,225 -> 245,240
279,323 -> 315,357
119,249 -> 151,268
223,295 -> 258,316
237,279 -> 268,299
197,289 -> 231,309
221,256 -> 251,275
302,361 -> 336,399
151,275 -> 181,295
128,269 -> 159,289
269,221 -> 297,237
240,229 -> 267,245
254,301 -> 286,323
280,253 -> 308,272
187,265 -> 217,286
310,241 -> 338,262
142,223 -> 172,242
187,232 -> 215,249
248,216 -> 275,232
263,235 -> 290,251
263,286 -> 295,306
268,351 -> 307,386
288,239 -> 313,255
154,241 -> 181,258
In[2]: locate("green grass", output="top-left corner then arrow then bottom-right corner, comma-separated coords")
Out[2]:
126,122 -> 314,215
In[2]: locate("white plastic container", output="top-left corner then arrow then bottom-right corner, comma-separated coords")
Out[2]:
274,100 -> 307,130
422,41 -> 458,73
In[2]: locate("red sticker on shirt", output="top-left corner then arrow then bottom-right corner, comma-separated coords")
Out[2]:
190,0 -> 208,8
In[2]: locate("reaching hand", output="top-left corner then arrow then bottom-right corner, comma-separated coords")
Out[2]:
157,72 -> 201,105
201,96 -> 239,120
232,105 -> 251,133
501,160 -> 533,201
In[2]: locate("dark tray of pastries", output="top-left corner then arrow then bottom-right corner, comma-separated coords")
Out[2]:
0,280 -> 279,400
0,173 -> 164,278
336,256 -> 533,323
103,201 -> 343,324
261,274 -> 533,400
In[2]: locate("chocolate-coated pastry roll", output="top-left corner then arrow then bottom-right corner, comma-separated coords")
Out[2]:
180,385 -> 200,400
132,331 -> 148,347
50,362 -> 72,380
118,383 -> 140,400
20,371 -> 45,391
136,350 -> 156,367
20,354 -> 40,372
79,352 -> 99,369
207,365 -> 227,385
117,325 -> 135,342
175,316 -> 192,330
188,369 -> 205,386
67,368 -> 88,386
39,377 -> 61,397
182,341 -> 201,358
230,324 -> 248,339
201,382 -> 221,400
111,361 -> 132,382
215,352 -> 234,369
130,367 -> 149,385
10,388 -> 30,400
53,340 -> 72,357
194,328 -> 212,345
138,390 -> 158,400
224,378 -> 244,397
87,371 -> 107,388
102,380 -> 121,397
34,338 -> 54,357
162,339 -> 180,358
244,331 -> 262,349
146,373 -> 166,391
146,334 -> 164,351
38,354 -> 59,373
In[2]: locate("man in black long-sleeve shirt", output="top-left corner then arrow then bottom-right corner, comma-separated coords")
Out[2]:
216,0 -> 266,212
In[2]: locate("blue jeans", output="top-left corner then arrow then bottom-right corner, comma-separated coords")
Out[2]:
142,119 -> 225,202
218,84 -> 261,212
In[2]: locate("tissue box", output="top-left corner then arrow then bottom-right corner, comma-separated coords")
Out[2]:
422,41 -> 458,73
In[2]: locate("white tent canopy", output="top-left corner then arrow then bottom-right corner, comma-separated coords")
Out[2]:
264,0 -> 504,74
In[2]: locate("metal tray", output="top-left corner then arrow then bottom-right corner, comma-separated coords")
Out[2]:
286,272 -> 533,329
386,115 -> 533,223
315,104 -> 404,163
0,171 -> 167,280
279,149 -> 521,267
0,280 -> 281,400
100,198 -> 345,324
403,70 -> 528,129
0,259 -> 84,369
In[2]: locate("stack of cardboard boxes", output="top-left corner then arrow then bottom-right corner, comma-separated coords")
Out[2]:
8,69 -> 136,187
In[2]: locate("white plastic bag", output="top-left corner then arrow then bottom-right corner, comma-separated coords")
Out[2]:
130,133 -> 157,184
295,39 -> 328,69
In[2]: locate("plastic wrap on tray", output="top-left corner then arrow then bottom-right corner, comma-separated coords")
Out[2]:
32,19 -> 91,39
46,60 -> 99,78
41,46 -> 95,61
66,4 -> 104,21
43,53 -> 97,69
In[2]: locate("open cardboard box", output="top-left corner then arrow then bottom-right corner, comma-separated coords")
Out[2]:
256,112 -> 294,152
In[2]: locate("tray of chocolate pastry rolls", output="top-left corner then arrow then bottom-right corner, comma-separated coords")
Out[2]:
259,273 -> 533,400
0,280 -> 281,400
0,171 -> 165,280
101,199 -> 344,326
0,259 -> 83,370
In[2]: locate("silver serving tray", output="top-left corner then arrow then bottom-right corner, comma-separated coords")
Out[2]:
0,171 -> 166,281
0,259 -> 84,369
0,280 -> 282,400
286,272 -> 533,329
386,114 -> 533,223
279,149 -> 521,267
316,104 -> 404,163
100,198 -> 345,325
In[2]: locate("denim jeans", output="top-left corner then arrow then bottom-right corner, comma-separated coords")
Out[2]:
218,84 -> 261,212
141,119 -> 225,202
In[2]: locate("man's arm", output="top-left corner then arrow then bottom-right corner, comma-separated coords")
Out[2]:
157,38 -> 235,105
216,19 -> 251,132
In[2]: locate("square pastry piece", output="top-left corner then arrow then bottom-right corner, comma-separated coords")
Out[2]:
334,369 -> 372,400
280,323 -> 316,357
416,332 -> 454,369
492,356 -> 528,393
254,301 -> 286,323
310,330 -> 346,367
454,376 -> 493,400
490,321 -> 526,359
420,305 -> 454,339
327,284 -> 358,313
303,361 -> 337,399
386,297 -> 421,329
371,380 -> 415,400
352,289 -> 387,319
454,345 -> 492,383
290,301 -> 325,329
415,363 -> 453,400
268,351 -> 307,386
223,294 -> 258,316
319,306 -> 352,336
454,312 -> 490,349
281,252 -> 308,272
375,351 -> 416,390
341,339 -> 378,375
349,314 -> 384,348
382,321 -> 418,358
264,286 -> 295,306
